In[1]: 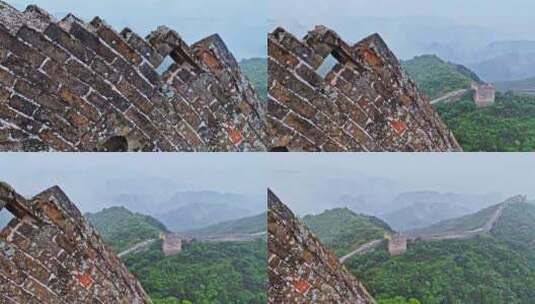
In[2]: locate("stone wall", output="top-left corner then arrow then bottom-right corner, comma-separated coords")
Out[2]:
0,181 -> 151,303
268,189 -> 375,304
472,83 -> 495,107
387,233 -> 407,256
161,232 -> 182,256
268,26 -> 461,152
0,1 -> 267,151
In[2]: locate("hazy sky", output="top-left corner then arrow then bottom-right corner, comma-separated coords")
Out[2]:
269,0 -> 535,21
2,153 -> 535,214
9,0 -> 266,59
268,0 -> 535,30
268,0 -> 535,59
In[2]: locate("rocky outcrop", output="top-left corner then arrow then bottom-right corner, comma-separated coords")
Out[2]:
0,1 -> 267,151
268,26 -> 461,151
0,182 -> 151,303
268,189 -> 375,303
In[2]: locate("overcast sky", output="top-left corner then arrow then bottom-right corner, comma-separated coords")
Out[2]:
1,153 -> 535,214
268,0 -> 535,30
9,0 -> 266,59
268,0 -> 535,59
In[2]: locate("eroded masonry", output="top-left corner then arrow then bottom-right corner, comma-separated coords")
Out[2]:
0,182 -> 151,303
0,2 -> 267,151
268,26 -> 462,152
268,189 -> 375,304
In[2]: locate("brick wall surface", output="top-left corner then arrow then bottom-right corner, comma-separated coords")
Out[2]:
0,1 -> 267,151
268,26 -> 462,152
0,181 -> 151,304
268,189 -> 376,304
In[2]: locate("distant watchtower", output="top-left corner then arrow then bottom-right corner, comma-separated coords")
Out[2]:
472,82 -> 496,107
388,233 -> 407,256
161,233 -> 182,256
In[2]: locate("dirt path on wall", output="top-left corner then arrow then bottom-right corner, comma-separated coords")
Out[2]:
198,231 -> 266,242
339,239 -> 383,263
429,89 -> 470,105
117,231 -> 266,257
417,202 -> 507,241
118,239 -> 158,257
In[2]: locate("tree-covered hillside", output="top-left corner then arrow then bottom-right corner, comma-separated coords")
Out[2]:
303,208 -> 391,256
491,202 -> 535,253
123,239 -> 267,304
347,237 -> 535,304
86,206 -> 167,252
402,55 -> 480,99
342,202 -> 535,304
409,203 -> 501,237
434,92 -> 535,151
239,58 -> 267,101
88,208 -> 267,304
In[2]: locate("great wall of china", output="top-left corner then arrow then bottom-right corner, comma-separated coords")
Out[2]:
268,26 -> 461,152
339,195 -> 527,262
0,1 -> 268,152
0,181 -> 151,303
268,189 -> 375,303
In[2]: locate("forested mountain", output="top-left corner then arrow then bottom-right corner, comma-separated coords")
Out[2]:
401,55 -> 480,99
408,203 -> 502,237
86,206 -> 167,252
123,240 -> 267,304
380,191 -> 498,231
347,237 -> 535,304
88,208 -> 266,304
303,208 -> 392,256
401,53 -> 535,152
434,93 -> 535,151
382,202 -> 471,231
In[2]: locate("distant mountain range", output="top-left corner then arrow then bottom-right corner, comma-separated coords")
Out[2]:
270,16 -> 535,83
427,40 -> 535,82
101,189 -> 264,232
304,197 -> 535,303
401,55 -> 481,99
495,76 -> 535,95
157,201 -> 253,232
185,212 -> 266,237
379,191 -> 502,231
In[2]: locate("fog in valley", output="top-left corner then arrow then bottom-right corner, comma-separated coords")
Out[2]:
2,153 -> 535,231
269,0 -> 535,82
0,154 -> 268,231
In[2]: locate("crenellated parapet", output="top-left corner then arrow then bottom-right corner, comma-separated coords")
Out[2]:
0,181 -> 152,303
0,1 -> 267,151
268,26 -> 461,152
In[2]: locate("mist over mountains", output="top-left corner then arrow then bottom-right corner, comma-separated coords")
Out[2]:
269,15 -> 535,82
94,179 -> 265,232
